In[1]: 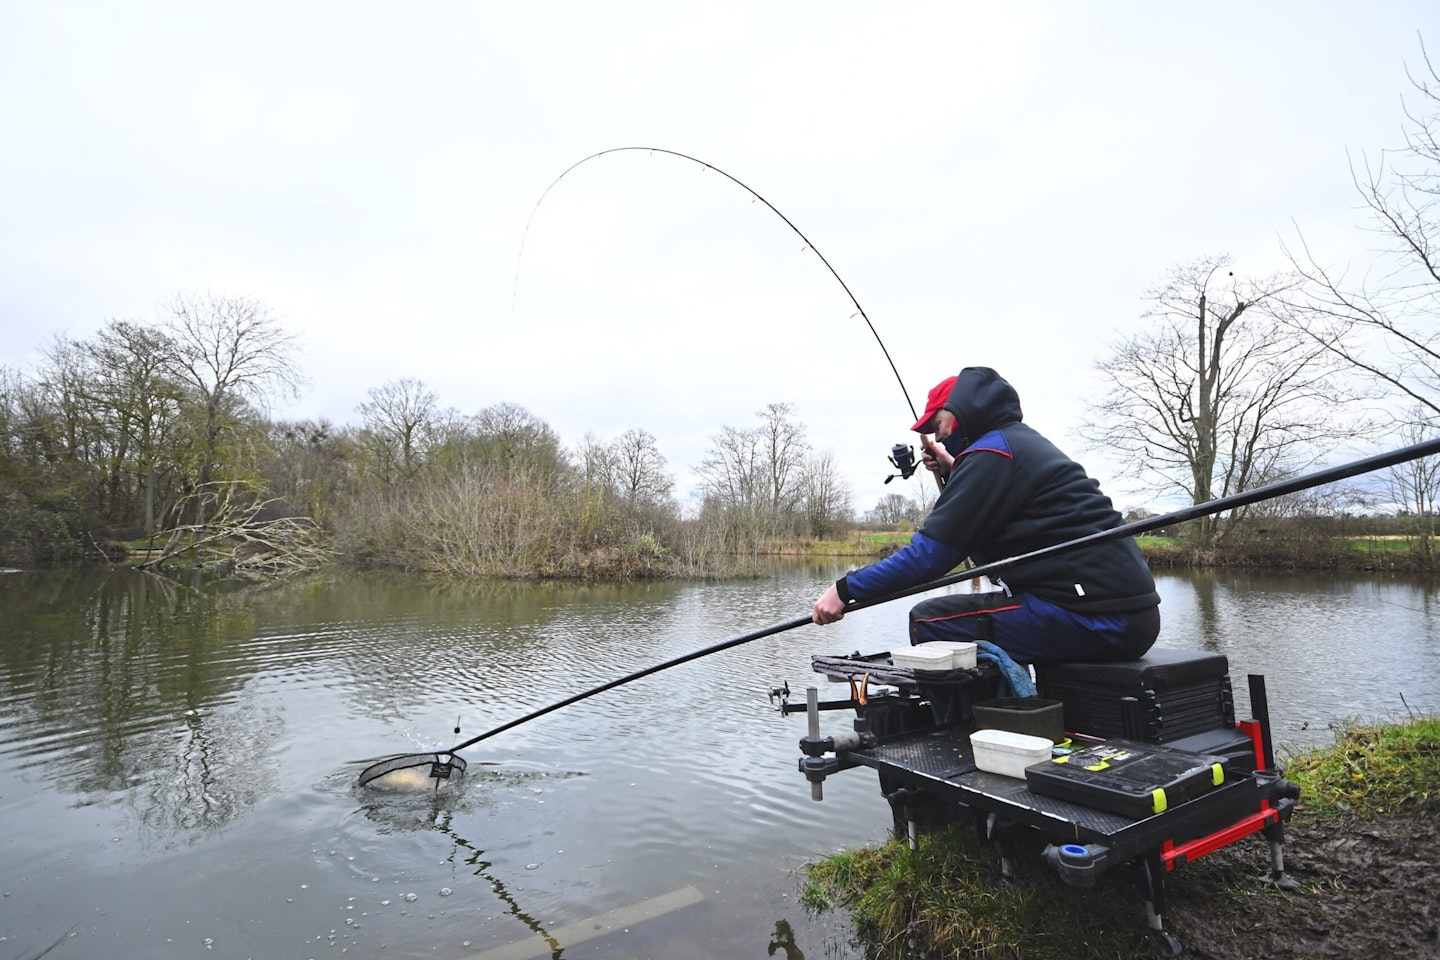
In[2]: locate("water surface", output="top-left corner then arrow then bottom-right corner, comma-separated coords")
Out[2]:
1,565 -> 1435,959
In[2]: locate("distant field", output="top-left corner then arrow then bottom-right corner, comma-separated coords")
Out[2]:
1347,536 -> 1425,552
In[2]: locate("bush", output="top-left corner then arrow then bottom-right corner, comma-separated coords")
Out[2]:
0,499 -> 83,564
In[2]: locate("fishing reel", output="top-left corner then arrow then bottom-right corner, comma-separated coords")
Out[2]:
884,443 -> 918,483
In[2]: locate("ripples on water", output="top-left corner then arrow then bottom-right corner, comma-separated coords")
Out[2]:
1153,571 -> 1440,745
1,565 -> 1436,959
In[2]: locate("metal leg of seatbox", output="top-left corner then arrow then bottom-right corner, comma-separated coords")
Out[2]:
1132,852 -> 1183,957
985,814 -> 1021,879
1260,819 -> 1302,891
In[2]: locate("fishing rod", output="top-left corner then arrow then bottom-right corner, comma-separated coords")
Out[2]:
511,145 -> 919,424
359,435 -> 1440,786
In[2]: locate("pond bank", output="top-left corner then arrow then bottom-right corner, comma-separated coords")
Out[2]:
1137,538 -> 1438,575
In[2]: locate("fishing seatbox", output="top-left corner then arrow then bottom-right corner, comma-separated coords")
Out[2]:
1034,648 -> 1235,746
1024,738 -> 1229,819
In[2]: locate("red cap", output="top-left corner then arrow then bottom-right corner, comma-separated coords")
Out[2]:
910,375 -> 958,433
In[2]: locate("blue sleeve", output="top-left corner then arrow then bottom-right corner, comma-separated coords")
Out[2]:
840,531 -> 965,602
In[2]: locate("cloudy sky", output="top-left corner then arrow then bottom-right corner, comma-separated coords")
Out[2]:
2,2 -> 1435,514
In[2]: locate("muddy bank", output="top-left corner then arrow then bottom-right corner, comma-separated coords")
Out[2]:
1165,799 -> 1440,959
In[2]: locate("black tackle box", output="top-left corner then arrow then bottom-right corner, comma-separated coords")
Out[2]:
1024,738 -> 1228,819
1034,648 -> 1234,744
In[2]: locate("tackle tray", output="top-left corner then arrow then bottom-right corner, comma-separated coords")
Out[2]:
1024,738 -> 1228,819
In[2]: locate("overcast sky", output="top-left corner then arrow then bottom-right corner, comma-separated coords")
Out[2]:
2,2 -> 1435,514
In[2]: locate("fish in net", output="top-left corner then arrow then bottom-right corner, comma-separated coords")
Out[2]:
358,751 -> 467,791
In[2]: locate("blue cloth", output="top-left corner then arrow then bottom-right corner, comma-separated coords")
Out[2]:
975,640 -> 1037,698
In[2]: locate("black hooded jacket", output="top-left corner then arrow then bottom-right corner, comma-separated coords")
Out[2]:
917,367 -> 1159,613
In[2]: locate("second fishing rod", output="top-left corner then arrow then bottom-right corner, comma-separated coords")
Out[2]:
515,145 -> 936,486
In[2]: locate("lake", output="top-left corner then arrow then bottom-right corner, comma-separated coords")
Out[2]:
1,564 -> 1437,959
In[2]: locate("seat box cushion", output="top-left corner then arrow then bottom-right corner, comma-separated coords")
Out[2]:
1035,648 -> 1229,692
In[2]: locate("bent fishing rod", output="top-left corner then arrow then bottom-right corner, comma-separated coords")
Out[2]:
406,435 -> 1440,764
512,145 -> 919,424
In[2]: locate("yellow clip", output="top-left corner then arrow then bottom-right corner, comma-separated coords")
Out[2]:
1211,763 -> 1224,786
1151,788 -> 1168,814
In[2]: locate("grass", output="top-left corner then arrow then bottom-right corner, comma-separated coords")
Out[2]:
1283,712 -> 1440,818
1345,536 -> 1426,554
779,531 -> 913,558
803,821 -> 1170,960
801,713 -> 1440,960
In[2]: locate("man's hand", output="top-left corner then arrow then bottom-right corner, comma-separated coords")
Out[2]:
920,435 -> 954,476
813,584 -> 846,624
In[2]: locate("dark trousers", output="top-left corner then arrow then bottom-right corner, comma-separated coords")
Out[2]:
908,590 -> 1159,664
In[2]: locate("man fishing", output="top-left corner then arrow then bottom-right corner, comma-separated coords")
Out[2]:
812,366 -> 1160,664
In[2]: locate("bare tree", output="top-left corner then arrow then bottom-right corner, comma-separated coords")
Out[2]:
159,293 -> 303,528
695,422 -> 763,513
34,333 -> 103,468
88,320 -> 185,534
607,428 -> 674,509
798,448 -> 852,537
1082,256 -> 1356,545
575,431 -> 614,491
1283,41 -> 1440,430
469,402 -> 569,482
1387,414 -> 1440,562
867,492 -> 923,527
357,377 -> 438,484
695,402 -> 815,537
757,402 -> 809,516
265,418 -> 351,524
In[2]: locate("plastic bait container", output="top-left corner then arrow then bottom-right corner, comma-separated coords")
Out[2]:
969,728 -> 1054,778
917,640 -> 978,670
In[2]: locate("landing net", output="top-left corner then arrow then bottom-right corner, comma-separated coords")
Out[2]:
358,752 -> 467,791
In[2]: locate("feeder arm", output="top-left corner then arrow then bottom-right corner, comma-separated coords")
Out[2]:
797,686 -> 876,800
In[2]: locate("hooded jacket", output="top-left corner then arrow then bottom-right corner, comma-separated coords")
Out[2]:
839,367 -> 1159,613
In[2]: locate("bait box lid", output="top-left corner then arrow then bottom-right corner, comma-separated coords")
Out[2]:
1024,738 -> 1227,819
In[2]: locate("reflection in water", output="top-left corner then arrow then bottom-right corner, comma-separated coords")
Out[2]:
0,567 -> 283,844
768,918 -> 804,959
1153,570 -> 1440,746
451,826 -> 562,957
1188,570 -> 1224,652
358,783 -> 562,956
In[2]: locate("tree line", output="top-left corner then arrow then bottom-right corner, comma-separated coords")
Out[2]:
0,297 -> 855,576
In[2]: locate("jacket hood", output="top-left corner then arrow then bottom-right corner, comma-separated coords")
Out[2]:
943,367 -> 1023,447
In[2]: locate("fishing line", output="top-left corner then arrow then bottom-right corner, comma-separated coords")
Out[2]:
511,145 -> 919,423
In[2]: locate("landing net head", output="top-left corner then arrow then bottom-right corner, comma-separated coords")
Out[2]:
358,752 -> 468,791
